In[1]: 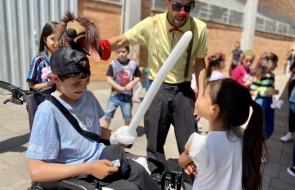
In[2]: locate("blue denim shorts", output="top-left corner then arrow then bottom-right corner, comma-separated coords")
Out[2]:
104,94 -> 133,121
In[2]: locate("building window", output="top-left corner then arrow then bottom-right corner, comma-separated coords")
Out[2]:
92,0 -> 122,5
151,0 -> 295,37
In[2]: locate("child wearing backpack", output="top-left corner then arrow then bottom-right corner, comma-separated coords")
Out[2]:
250,52 -> 279,140
179,78 -> 266,190
26,47 -> 160,190
27,21 -> 58,90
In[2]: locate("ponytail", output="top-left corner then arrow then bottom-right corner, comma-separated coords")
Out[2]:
207,53 -> 225,79
242,101 -> 266,190
207,56 -> 213,78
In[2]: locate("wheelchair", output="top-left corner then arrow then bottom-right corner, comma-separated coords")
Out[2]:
0,80 -> 182,190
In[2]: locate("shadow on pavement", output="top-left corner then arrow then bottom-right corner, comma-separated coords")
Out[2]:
0,133 -> 29,153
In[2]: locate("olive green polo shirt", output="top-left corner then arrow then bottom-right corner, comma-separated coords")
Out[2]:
124,12 -> 208,84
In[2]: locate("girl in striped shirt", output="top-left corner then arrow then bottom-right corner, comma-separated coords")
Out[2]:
250,52 -> 279,139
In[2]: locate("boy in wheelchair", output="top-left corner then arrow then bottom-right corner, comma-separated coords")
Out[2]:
25,47 -> 161,190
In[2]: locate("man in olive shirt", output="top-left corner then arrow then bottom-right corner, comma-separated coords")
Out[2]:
108,1 -> 207,189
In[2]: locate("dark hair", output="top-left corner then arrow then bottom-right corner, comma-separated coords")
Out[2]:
207,53 -> 225,78
57,60 -> 91,82
38,21 -> 59,53
253,52 -> 278,76
206,78 -> 266,190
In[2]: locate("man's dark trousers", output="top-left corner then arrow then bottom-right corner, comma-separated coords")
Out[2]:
144,81 -> 197,190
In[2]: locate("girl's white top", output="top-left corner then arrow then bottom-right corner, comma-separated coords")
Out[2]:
209,71 -> 225,81
187,132 -> 243,190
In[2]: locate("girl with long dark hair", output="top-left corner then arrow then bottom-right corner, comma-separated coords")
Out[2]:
27,21 -> 58,90
179,78 -> 266,190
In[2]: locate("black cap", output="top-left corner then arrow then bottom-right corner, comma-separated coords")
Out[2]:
50,47 -> 89,76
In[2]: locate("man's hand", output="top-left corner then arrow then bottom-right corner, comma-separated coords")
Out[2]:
194,58 -> 206,95
89,160 -> 119,179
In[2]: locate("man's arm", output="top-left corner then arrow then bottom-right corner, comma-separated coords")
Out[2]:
29,159 -> 118,182
194,58 -> 207,94
108,34 -> 130,51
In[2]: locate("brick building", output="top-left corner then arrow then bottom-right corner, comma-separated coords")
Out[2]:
78,0 -> 295,81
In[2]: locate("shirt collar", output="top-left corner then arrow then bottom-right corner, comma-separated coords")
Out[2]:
41,51 -> 50,63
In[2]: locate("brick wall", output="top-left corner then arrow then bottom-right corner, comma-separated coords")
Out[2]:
205,21 -> 242,74
206,21 -> 294,74
78,0 -> 122,81
239,0 -> 295,20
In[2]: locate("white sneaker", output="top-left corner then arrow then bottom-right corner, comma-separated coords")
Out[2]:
280,133 -> 294,142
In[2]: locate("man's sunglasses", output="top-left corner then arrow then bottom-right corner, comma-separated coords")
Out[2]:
169,0 -> 195,12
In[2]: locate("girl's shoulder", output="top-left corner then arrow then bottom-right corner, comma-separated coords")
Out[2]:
31,52 -> 48,64
206,131 -> 229,145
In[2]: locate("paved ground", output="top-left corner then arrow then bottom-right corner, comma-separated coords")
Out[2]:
0,75 -> 294,189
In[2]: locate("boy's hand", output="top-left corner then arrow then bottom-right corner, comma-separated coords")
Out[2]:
125,83 -> 133,91
90,160 -> 119,179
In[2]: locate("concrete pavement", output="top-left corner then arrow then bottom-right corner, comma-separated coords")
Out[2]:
0,75 -> 294,189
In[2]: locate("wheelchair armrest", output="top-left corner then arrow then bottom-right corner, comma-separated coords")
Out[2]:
58,178 -> 101,190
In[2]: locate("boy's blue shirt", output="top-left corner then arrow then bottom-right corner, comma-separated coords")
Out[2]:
26,90 -> 106,164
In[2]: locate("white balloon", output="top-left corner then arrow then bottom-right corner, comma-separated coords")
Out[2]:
124,31 -> 193,136
110,126 -> 137,145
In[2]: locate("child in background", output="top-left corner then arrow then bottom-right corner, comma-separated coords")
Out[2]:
231,49 -> 255,89
27,21 -> 58,90
250,52 -> 279,140
104,46 -> 141,129
131,50 -> 144,103
285,47 -> 295,76
179,78 -> 266,190
229,41 -> 243,76
281,54 -> 295,142
207,53 -> 226,81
